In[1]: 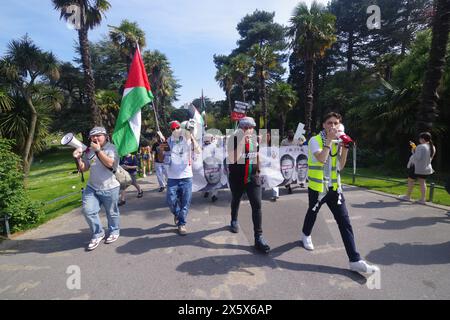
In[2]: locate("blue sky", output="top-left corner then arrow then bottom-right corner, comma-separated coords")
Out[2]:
0,0 -> 327,107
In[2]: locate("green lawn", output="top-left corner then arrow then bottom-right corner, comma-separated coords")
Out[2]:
27,146 -> 89,225
341,167 -> 450,206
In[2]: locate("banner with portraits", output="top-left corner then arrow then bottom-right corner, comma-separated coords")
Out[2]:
191,139 -> 308,192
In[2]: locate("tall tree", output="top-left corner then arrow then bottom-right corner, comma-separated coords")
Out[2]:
0,36 -> 61,175
214,61 -> 234,118
329,0 -> 368,72
288,1 -> 337,135
53,0 -> 111,127
143,50 -> 179,134
418,0 -> 450,132
249,44 -> 281,128
230,53 -> 252,102
234,10 -> 287,54
270,82 -> 298,137
109,19 -> 146,71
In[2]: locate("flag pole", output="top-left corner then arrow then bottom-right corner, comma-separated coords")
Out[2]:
135,40 -> 162,136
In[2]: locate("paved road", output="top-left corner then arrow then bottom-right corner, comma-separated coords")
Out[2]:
1,175 -> 449,300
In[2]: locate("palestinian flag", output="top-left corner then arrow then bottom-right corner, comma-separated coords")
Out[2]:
113,48 -> 153,157
187,103 -> 204,141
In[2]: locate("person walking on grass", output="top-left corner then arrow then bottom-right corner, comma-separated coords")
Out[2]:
399,132 -> 436,204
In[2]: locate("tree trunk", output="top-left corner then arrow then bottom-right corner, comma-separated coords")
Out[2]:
417,0 -> 450,132
261,72 -> 267,129
401,0 -> 411,57
22,96 -> 38,177
280,114 -> 286,139
227,89 -> 232,116
304,58 -> 315,135
347,31 -> 354,72
78,13 -> 101,127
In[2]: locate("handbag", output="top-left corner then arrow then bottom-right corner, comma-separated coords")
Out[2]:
114,165 -> 133,189
95,149 -> 132,189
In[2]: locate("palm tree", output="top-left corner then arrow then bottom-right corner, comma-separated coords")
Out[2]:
52,0 -> 111,127
143,50 -> 178,134
288,1 -> 336,135
418,0 -> 450,132
96,89 -> 120,134
270,82 -> 298,137
0,36 -> 60,176
109,20 -> 146,72
230,53 -> 252,102
249,44 -> 280,128
0,88 -> 13,113
215,63 -> 234,118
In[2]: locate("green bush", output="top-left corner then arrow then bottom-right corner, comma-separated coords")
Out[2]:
0,138 -> 43,233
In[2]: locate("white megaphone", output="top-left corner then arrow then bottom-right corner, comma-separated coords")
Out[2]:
61,133 -> 95,159
61,133 -> 87,151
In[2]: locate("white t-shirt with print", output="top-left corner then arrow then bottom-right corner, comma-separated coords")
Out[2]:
167,136 -> 193,179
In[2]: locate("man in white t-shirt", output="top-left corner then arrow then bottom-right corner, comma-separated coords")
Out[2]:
163,120 -> 201,235
300,112 -> 379,275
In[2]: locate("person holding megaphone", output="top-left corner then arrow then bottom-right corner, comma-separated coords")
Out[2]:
300,112 -> 379,274
71,126 -> 121,251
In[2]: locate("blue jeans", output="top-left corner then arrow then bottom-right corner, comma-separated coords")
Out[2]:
166,178 -> 193,226
82,185 -> 120,239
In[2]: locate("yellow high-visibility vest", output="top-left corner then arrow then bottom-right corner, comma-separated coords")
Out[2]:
308,135 -> 339,193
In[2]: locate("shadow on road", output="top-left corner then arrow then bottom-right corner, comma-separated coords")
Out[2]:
176,241 -> 366,284
366,241 -> 450,266
0,230 -> 89,255
368,215 -> 450,230
351,200 -> 404,209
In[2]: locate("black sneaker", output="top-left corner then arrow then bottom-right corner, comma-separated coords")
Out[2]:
254,236 -> 270,254
204,192 -> 210,198
230,220 -> 239,233
159,187 -> 165,192
211,195 -> 218,202
137,190 -> 143,198
288,186 -> 293,194
118,200 -> 126,206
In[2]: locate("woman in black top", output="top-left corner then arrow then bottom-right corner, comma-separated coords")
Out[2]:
227,117 -> 270,254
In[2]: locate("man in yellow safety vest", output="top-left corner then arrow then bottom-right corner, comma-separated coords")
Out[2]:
300,112 -> 379,274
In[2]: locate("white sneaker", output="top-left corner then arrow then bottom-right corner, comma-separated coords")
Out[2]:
349,260 -> 380,274
398,195 -> 411,201
301,233 -> 314,251
105,234 -> 119,244
87,234 -> 105,251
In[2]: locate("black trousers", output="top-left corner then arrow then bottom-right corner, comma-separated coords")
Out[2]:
302,188 -> 361,262
229,176 -> 262,238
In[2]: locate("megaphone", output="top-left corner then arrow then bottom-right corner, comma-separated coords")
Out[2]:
61,133 -> 87,151
332,124 -> 353,147
61,133 -> 95,159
